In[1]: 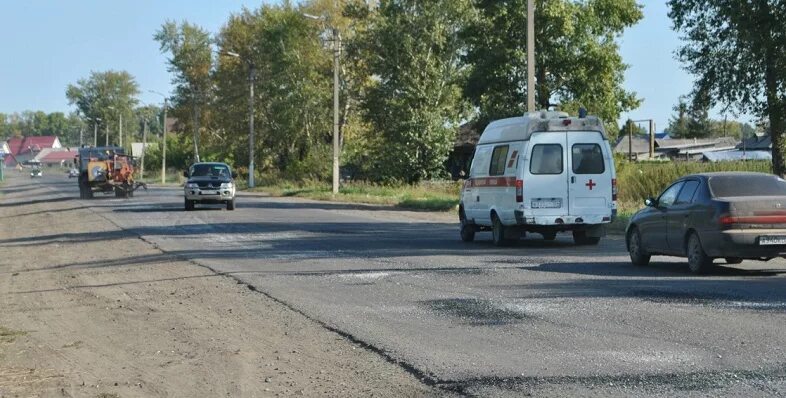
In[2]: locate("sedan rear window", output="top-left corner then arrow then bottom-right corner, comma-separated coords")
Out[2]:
709,175 -> 786,197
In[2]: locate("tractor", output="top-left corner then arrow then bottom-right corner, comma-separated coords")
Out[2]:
76,146 -> 146,199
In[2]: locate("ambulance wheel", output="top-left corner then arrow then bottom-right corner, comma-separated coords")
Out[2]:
541,231 -> 557,241
459,208 -> 475,242
573,230 -> 600,246
492,214 -> 507,247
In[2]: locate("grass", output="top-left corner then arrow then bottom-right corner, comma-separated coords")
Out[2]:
137,169 -> 184,185
250,180 -> 461,212
0,326 -> 25,344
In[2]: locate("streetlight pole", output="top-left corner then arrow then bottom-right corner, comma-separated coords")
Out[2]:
527,0 -> 535,112
224,51 -> 256,189
149,91 -> 169,184
303,13 -> 341,195
141,118 -> 148,180
331,27 -> 340,194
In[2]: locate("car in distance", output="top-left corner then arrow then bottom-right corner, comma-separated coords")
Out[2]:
30,167 -> 42,178
67,168 -> 79,178
183,162 -> 237,211
626,172 -> 786,274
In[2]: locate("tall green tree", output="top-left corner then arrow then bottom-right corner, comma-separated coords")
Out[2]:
214,3 -> 333,178
65,70 -> 139,147
354,0 -> 473,182
463,0 -> 643,129
669,0 -> 786,174
155,21 -> 214,162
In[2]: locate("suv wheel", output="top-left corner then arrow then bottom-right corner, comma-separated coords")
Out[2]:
226,199 -> 235,211
185,199 -> 194,211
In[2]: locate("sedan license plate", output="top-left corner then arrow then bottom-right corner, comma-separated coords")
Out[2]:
531,199 -> 562,209
758,236 -> 786,246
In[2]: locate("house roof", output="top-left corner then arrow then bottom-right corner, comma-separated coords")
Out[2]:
702,150 -> 772,162
737,135 -> 772,150
37,149 -> 77,163
6,136 -> 59,156
614,135 -> 652,154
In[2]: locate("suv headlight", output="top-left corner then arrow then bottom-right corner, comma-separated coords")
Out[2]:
220,182 -> 234,189
186,183 -> 199,188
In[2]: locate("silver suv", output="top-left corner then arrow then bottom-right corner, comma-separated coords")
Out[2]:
183,162 -> 237,211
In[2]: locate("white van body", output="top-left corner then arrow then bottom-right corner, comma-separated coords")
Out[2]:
459,111 -> 617,246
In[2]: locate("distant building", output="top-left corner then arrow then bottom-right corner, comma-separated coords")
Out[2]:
3,136 -> 62,166
614,136 -> 738,161
36,148 -> 78,168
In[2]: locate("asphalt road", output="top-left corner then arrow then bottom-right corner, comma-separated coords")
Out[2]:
14,173 -> 786,396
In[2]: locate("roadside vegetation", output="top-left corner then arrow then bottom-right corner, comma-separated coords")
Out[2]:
252,159 -> 772,217
251,180 -> 461,211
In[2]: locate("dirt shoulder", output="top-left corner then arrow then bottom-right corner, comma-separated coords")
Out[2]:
0,175 -> 442,397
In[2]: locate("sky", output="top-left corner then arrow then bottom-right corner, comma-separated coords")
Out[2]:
0,0 -> 742,132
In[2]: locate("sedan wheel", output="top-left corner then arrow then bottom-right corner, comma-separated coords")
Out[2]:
628,228 -> 651,266
687,233 -> 713,274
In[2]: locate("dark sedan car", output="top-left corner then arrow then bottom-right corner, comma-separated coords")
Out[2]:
626,172 -> 786,274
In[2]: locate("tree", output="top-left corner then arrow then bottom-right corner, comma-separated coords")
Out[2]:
665,96 -> 690,138
463,0 -> 643,130
669,0 -> 786,174
619,119 -> 647,138
66,70 -> 140,147
213,3 -> 333,179
155,21 -> 214,162
353,0 -> 473,182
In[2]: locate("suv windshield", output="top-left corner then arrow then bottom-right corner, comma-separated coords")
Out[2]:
709,174 -> 786,197
190,164 -> 230,178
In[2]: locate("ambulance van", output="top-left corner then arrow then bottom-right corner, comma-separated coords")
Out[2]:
459,110 -> 617,246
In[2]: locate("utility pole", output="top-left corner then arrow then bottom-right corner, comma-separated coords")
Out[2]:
162,99 -> 168,184
301,12 -> 341,194
141,119 -> 148,180
119,113 -> 123,147
248,64 -> 256,188
628,121 -> 633,161
332,27 -> 341,195
526,0 -> 535,113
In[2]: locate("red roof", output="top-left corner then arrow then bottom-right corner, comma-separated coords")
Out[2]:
39,150 -> 77,164
6,136 -> 58,156
4,136 -> 60,165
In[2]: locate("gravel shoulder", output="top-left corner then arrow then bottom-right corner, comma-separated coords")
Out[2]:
0,174 -> 443,397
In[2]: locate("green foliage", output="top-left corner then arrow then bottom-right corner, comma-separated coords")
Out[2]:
669,0 -> 786,175
615,160 -> 771,205
155,21 -> 214,162
65,70 -> 140,147
213,4 -> 333,180
141,132 -> 194,174
463,0 -> 643,128
355,0 -> 473,183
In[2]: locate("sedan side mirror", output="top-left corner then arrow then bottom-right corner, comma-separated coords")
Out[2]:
183,171 -> 189,178
231,172 -> 238,179
645,197 -> 657,207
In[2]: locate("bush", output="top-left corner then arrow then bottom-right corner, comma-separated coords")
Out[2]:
616,159 -> 771,204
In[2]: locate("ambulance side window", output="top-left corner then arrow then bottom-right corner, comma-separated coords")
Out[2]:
530,144 -> 563,175
470,146 -> 491,177
488,145 -> 509,176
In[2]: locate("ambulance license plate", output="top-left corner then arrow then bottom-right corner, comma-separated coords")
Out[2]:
758,236 -> 786,245
531,199 -> 561,209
